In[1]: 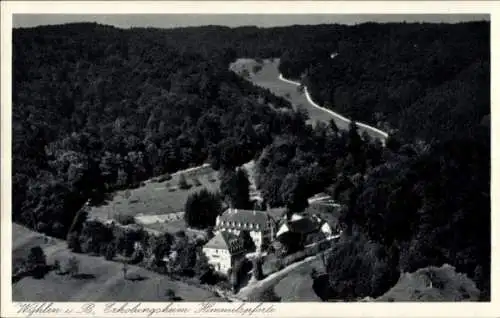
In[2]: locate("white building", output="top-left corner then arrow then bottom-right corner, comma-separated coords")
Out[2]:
215,208 -> 276,251
202,231 -> 245,275
276,213 -> 334,246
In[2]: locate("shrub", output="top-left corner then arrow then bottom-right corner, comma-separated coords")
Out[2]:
65,256 -> 80,277
193,178 -> 202,187
54,260 -> 62,274
114,213 -> 135,225
81,237 -> 96,254
27,246 -> 46,268
252,64 -> 263,74
178,174 -> 191,190
36,222 -> 49,233
67,232 -> 81,253
165,288 -> 176,300
241,69 -> 250,78
158,173 -> 172,182
26,246 -> 47,278
105,243 -> 117,261
123,190 -> 131,200
252,257 -> 264,281
208,174 -> 217,183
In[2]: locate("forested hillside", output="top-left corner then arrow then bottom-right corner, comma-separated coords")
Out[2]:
278,22 -> 490,141
140,21 -> 490,142
12,21 -> 490,301
12,23 -> 295,238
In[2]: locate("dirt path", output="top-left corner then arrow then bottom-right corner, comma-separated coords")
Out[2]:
236,254 -> 321,300
231,59 -> 389,145
278,73 -> 388,143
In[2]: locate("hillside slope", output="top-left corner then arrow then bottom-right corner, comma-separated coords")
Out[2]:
376,264 -> 480,302
12,224 -> 221,301
278,21 -> 490,141
12,23 -> 296,237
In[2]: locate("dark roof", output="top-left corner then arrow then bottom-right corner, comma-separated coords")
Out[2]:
288,218 -> 320,234
266,208 -> 287,220
204,231 -> 245,255
277,216 -> 322,236
216,208 -> 275,231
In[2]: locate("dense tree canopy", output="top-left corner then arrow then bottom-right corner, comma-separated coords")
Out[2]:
12,21 -> 490,300
220,167 -> 251,209
184,189 -> 223,229
278,22 -> 490,142
12,23 -> 295,237
255,120 -> 383,210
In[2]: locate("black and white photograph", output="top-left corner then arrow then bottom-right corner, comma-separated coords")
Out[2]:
1,2 -> 495,315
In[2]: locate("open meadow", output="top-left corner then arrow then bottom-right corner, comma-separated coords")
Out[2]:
273,258 -> 324,301
230,58 -> 348,128
12,224 -> 221,302
88,165 -> 220,221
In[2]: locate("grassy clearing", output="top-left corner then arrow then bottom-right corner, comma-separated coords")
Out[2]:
273,258 -> 324,301
230,59 -> 342,127
88,165 -> 220,220
12,223 -> 66,271
143,219 -> 187,234
12,224 -> 221,301
240,253 -> 324,301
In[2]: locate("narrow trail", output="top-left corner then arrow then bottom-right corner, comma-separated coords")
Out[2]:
277,74 -> 389,142
236,254 -> 321,300
232,58 -> 389,145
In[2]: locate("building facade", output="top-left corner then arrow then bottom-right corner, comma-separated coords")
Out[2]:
202,231 -> 245,275
214,208 -> 276,251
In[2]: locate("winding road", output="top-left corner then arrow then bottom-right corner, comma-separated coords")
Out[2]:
231,58 -> 389,145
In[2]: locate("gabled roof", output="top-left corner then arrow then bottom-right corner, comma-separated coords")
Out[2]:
204,231 -> 245,255
288,217 -> 319,234
277,215 -> 322,236
216,208 -> 274,231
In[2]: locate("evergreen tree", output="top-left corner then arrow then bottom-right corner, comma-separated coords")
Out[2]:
184,189 -> 222,229
220,168 -> 251,209
178,174 -> 191,190
67,232 -> 81,253
66,256 -> 80,277
26,246 -> 47,277
105,243 -> 117,261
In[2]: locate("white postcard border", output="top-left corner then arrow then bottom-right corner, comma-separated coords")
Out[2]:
1,2 -> 498,317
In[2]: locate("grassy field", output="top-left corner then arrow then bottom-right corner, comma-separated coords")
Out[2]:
230,58 -> 343,128
88,164 -> 221,220
12,224 -> 222,301
12,223 -> 67,272
272,258 -> 324,301
240,253 -> 326,302
143,219 -> 187,234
